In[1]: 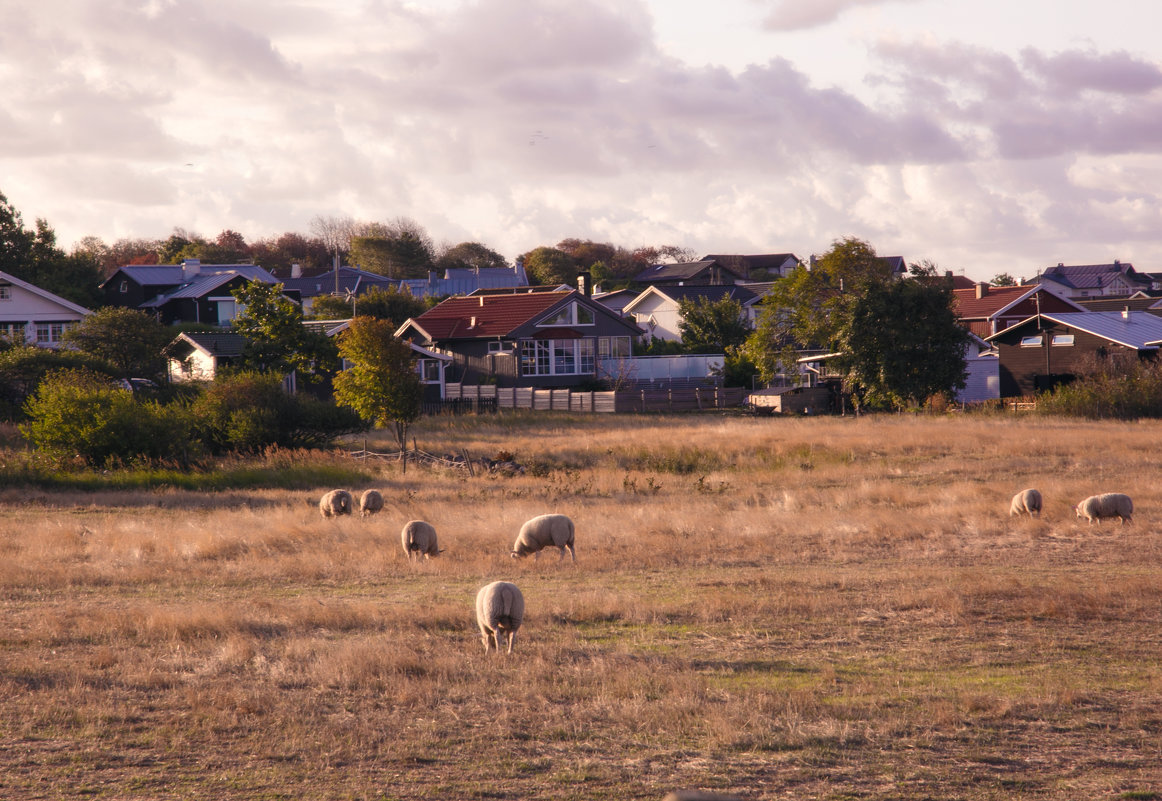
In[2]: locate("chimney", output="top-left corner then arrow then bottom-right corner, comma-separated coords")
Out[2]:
479,295 -> 485,307
291,263 -> 302,279
975,282 -> 989,299
1122,306 -> 1130,320
576,272 -> 592,296
469,316 -> 477,328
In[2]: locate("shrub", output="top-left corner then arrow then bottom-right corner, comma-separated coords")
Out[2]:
1038,356 -> 1162,419
20,369 -> 197,467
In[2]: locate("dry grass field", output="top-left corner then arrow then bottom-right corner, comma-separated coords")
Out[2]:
2,411 -> 1162,800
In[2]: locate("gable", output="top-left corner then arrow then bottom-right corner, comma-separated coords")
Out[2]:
0,270 -> 92,320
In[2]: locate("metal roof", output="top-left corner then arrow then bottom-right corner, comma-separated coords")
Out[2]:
987,311 -> 1162,350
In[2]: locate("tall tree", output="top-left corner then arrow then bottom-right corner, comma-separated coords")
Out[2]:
677,296 -> 751,353
746,237 -> 894,381
0,192 -> 102,307
61,307 -> 172,382
230,281 -> 338,383
435,241 -> 508,272
838,277 -> 969,410
332,316 -> 422,450
518,246 -> 576,286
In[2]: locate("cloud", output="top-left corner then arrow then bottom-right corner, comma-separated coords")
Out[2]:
759,0 -> 921,32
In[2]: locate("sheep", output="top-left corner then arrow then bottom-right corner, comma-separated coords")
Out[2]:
1009,488 -> 1043,518
1075,493 -> 1133,525
401,520 -> 443,560
475,581 -> 524,654
318,489 -> 353,519
510,513 -> 575,562
359,489 -> 384,517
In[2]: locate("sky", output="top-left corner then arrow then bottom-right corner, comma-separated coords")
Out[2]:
3,0 -> 1161,281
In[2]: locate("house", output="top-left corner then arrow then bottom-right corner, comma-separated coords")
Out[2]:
1033,261 -> 1151,300
398,265 -> 529,298
102,260 -> 287,325
632,259 -> 745,287
395,288 -> 643,388
0,269 -> 92,348
700,254 -> 802,280
164,332 -> 247,382
985,310 -> 1162,397
621,284 -> 759,343
957,333 -> 1000,404
591,288 -> 638,317
953,283 -> 1085,339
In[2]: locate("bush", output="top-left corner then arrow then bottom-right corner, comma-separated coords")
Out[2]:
0,346 -> 118,421
1038,356 -> 1162,419
20,370 -> 197,467
192,371 -> 364,454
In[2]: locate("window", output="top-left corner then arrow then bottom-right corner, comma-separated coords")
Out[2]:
0,285 -> 10,300
1020,335 -> 1043,347
119,280 -> 128,293
598,336 -> 631,358
539,302 -> 595,327
0,322 -> 24,342
418,359 -> 442,383
1051,334 -> 1075,347
520,338 -> 595,376
488,341 -> 514,354
35,322 -> 66,344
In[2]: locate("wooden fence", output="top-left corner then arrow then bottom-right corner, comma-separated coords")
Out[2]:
441,383 -> 746,414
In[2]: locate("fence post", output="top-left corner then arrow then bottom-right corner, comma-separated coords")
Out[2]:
461,448 -> 475,477
640,389 -> 646,412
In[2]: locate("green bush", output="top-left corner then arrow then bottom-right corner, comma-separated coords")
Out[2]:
20,370 -> 197,467
0,346 -> 118,421
1038,357 -> 1162,419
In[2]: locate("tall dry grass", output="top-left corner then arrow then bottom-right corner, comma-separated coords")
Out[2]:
2,413 -> 1162,799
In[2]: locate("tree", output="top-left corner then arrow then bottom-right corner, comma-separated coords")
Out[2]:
61,307 -> 172,381
0,346 -> 117,421
0,192 -> 102,307
837,278 -> 970,410
309,285 -> 427,325
435,241 -> 508,272
349,218 -> 435,279
746,237 -> 894,382
333,316 -> 423,450
991,272 -> 1018,287
230,281 -> 339,383
677,296 -> 752,353
518,246 -> 576,286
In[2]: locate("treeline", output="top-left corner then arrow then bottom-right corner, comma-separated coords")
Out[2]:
1,190 -> 701,305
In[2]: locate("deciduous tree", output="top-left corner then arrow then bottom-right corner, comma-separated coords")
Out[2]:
230,281 -> 338,383
677,296 -> 751,353
333,316 -> 422,450
61,307 -> 172,382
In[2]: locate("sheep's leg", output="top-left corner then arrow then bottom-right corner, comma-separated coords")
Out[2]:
505,630 -> 515,654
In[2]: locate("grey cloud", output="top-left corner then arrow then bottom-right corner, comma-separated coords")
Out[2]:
1021,48 -> 1162,96
760,0 -> 921,32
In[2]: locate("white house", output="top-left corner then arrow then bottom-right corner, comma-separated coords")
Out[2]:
0,270 -> 92,348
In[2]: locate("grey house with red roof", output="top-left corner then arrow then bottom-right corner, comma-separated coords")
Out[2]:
395,288 -> 643,388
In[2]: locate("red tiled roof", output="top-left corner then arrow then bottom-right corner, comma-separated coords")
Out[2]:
952,285 -> 1036,318
409,291 -> 572,339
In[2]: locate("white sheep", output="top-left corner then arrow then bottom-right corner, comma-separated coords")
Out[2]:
510,513 -> 575,562
319,489 -> 353,519
401,520 -> 443,560
1009,488 -> 1043,518
359,489 -> 384,517
1075,493 -> 1133,525
475,581 -> 524,654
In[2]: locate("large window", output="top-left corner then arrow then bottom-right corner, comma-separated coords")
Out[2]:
35,322 -> 67,344
0,322 -> 25,342
521,338 -> 595,376
539,302 -> 595,327
598,336 -> 631,358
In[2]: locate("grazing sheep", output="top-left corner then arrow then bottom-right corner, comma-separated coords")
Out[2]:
510,513 -> 575,562
475,581 -> 524,654
1009,488 -> 1043,518
1075,493 -> 1133,525
359,489 -> 384,517
318,489 -> 353,519
401,520 -> 442,560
